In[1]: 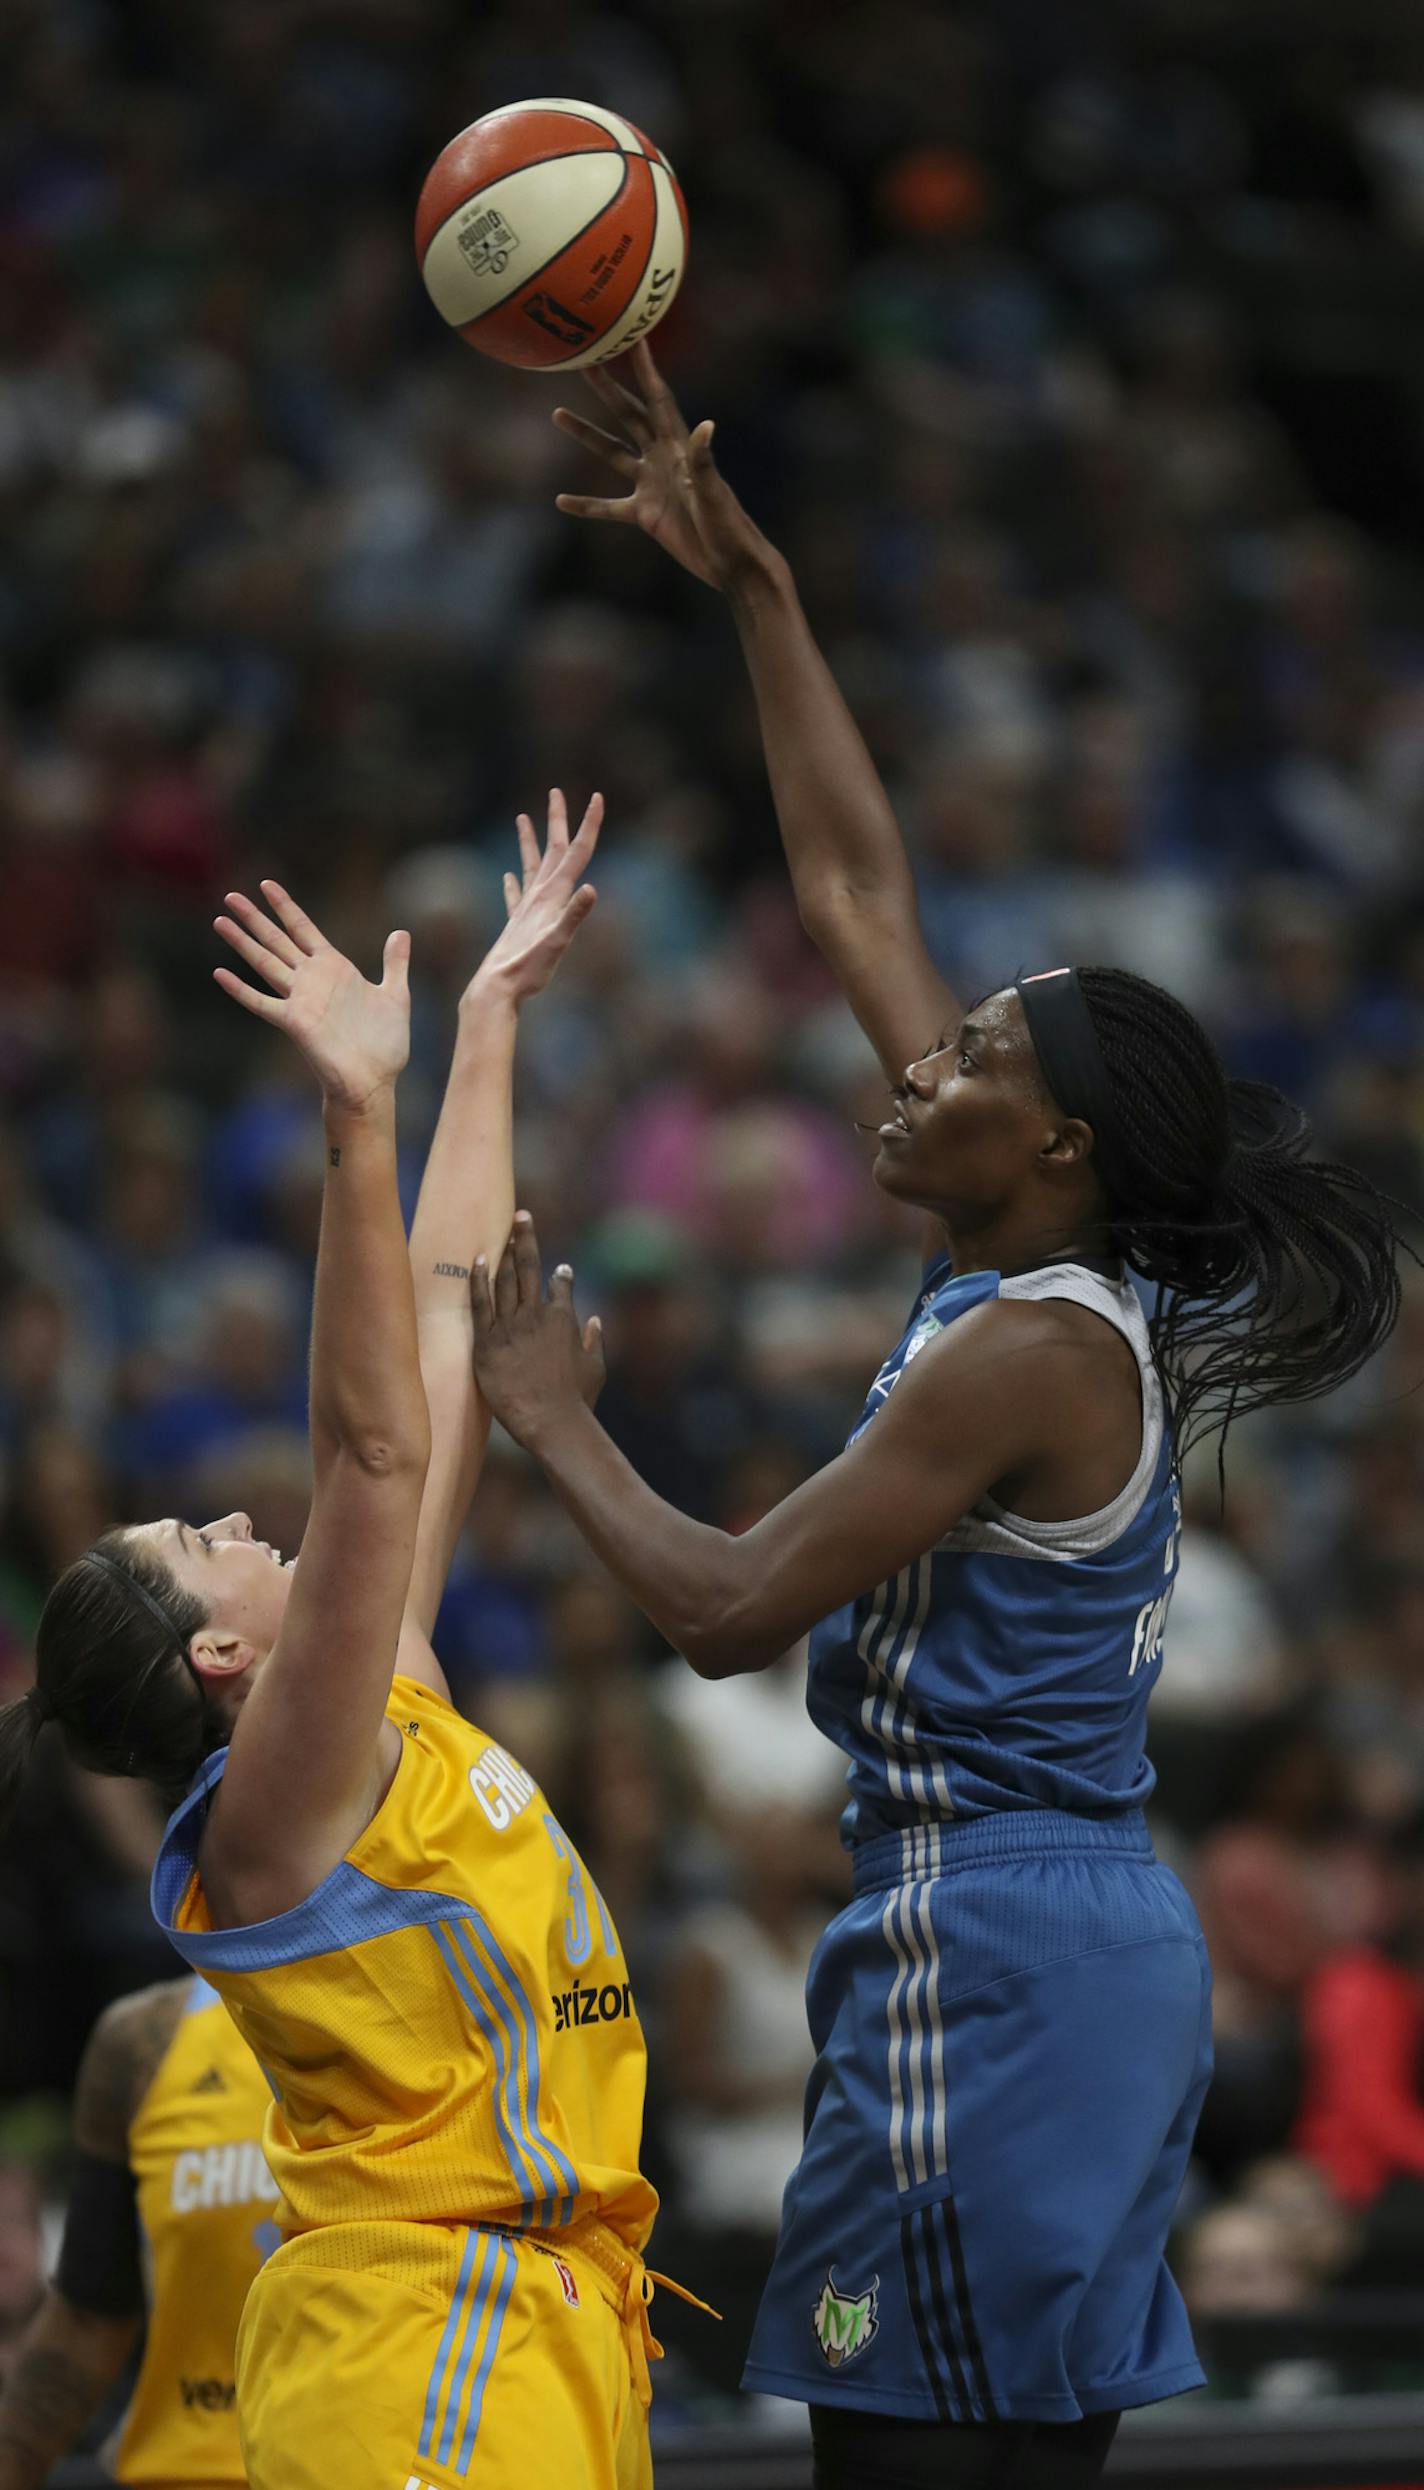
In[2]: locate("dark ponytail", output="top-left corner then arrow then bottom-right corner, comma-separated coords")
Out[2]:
1076,968 -> 1410,1467
0,1528 -> 226,1830
0,1686 -> 51,1831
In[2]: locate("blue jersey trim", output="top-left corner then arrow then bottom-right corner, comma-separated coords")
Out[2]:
438,2231 -> 498,2465
419,2225 -> 483,2464
457,2237 -> 516,2468
432,1922 -> 557,2227
151,1745 -> 478,1971
459,1914 -> 579,2211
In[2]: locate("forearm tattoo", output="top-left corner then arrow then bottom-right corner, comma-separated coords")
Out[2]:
0,2338 -> 109,2473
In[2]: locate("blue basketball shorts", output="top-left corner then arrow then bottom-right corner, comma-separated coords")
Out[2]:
743,1809 -> 1213,2424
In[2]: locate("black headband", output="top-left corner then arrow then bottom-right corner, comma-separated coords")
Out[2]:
1014,968 -> 1129,1207
84,1549 -> 186,1648
80,1543 -> 206,1762
82,1551 -> 205,1707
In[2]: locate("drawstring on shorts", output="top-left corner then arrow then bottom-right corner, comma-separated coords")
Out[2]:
622,2263 -> 721,2409
523,2215 -> 720,2411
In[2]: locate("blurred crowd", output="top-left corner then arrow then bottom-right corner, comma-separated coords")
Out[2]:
3,0 -> 1424,2421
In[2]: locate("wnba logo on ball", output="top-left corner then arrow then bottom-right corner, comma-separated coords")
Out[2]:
457,204 -> 519,279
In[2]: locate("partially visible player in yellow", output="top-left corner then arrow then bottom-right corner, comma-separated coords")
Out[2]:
0,798 -> 677,2490
0,1972 -> 274,2490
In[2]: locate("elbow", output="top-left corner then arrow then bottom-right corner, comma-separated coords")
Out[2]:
678,1633 -> 737,1681
329,1427 -> 431,1484
677,1578 -> 783,1680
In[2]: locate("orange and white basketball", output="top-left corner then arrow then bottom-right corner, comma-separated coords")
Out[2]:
415,98 -> 688,371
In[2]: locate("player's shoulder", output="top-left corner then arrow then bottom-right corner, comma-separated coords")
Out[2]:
916,1284 -> 1109,1368
888,1285 -> 1136,1456
75,1980 -> 190,2159
87,1979 -> 190,2063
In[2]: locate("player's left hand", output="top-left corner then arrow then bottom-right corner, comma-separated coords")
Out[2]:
471,1212 -> 606,1444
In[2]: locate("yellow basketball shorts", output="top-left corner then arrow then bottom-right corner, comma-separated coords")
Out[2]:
234,2219 -> 653,2490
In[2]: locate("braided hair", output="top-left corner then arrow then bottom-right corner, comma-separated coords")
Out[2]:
1075,967 -> 1409,1469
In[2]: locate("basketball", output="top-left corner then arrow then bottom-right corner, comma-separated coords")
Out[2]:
415,98 -> 688,371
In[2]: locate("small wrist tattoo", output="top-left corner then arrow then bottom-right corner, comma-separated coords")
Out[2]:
329,1145 -> 341,1167
433,1260 -> 471,1279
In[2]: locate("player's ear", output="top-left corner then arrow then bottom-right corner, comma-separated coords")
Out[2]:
188,1629 -> 254,1683
1040,1116 -> 1094,1171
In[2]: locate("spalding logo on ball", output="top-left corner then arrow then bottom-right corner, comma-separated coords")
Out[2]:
416,97 -> 687,370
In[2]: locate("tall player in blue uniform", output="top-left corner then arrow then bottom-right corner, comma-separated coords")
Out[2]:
469,349 -> 1408,2490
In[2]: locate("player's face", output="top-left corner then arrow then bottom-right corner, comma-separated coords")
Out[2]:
873,989 -> 1051,1215
129,1511 -> 294,1661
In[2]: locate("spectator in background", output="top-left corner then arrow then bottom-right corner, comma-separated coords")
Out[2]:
112,1249 -> 307,1499
0,2165 -> 43,2388
1180,2200 -> 1317,2323
662,1804 -> 827,2397
582,1214 -> 761,1523
1177,2196 -> 1336,2403
1295,1811 -> 1424,2286
0,5 -> 1422,2421
433,1434 -> 553,1703
1192,1721 -> 1376,2186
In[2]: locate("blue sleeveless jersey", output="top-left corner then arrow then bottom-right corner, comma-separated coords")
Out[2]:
808,1257 -> 1180,1840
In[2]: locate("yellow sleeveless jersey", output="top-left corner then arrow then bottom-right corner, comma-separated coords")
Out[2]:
151,1676 -> 657,2261
116,1976 -> 277,2487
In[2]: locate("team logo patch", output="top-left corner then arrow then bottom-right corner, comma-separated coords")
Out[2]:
552,2256 -> 581,2309
813,2269 -> 880,2367
902,1314 -> 942,1367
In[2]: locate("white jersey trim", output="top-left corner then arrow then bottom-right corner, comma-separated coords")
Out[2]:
882,1827 -> 948,2193
935,1264 -> 1165,1564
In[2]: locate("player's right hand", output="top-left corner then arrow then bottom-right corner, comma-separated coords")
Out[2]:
214,881 -> 410,1112
466,788 -> 600,1011
553,341 -> 775,595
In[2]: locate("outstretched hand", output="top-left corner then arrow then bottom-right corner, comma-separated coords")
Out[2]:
468,788 -> 601,1010
553,341 -> 773,593
214,881 -> 410,1111
471,1213 -> 606,1448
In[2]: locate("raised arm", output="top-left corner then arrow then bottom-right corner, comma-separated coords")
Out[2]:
404,791 -> 600,1645
205,883 -> 429,1918
555,343 -> 959,1084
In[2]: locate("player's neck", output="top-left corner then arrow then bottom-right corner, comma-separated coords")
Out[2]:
942,1211 -> 1119,1283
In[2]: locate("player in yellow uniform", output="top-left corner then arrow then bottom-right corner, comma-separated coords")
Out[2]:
0,799 -> 679,2489
0,1973 -> 274,2489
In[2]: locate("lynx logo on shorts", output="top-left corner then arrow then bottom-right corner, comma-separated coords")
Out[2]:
813,2269 -> 880,2366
